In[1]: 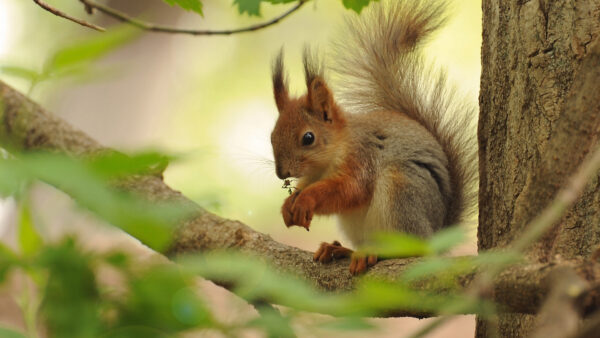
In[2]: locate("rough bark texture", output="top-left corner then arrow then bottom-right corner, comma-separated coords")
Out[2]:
478,0 -> 600,336
3,80 -> 600,320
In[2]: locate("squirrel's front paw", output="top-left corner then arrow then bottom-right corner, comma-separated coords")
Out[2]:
281,191 -> 315,229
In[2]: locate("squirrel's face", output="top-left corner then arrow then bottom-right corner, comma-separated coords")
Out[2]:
271,96 -> 344,179
270,52 -> 346,180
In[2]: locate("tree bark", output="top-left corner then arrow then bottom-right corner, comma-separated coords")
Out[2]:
478,0 -> 600,336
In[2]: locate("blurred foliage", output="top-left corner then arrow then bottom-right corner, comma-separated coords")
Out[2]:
0,151 -> 192,251
356,227 -> 467,258
164,0 -> 204,16
0,148 -> 507,337
161,0 -> 380,17
0,25 -> 139,95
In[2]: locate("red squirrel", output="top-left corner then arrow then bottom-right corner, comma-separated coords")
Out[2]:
270,0 -> 477,275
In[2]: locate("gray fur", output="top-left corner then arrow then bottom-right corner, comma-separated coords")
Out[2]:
333,0 -> 478,232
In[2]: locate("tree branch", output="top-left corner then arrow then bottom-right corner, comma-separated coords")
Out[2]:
1,80 -> 600,318
531,267 -> 587,338
78,0 -> 307,36
32,0 -> 106,31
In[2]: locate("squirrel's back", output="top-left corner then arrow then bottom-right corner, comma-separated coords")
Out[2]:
333,0 -> 478,227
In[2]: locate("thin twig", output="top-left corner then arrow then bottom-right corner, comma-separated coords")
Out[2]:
79,0 -> 307,36
32,0 -> 105,32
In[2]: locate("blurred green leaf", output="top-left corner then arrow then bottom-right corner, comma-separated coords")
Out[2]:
0,242 -> 18,261
39,239 -> 102,338
0,161 -> 29,197
45,25 -> 140,78
428,227 -> 466,254
400,257 -> 455,282
473,251 -> 523,267
103,251 -> 129,268
357,232 -> 430,258
0,66 -> 40,83
401,252 -> 523,285
180,252 -> 328,310
171,288 -> 211,326
318,317 -> 376,331
233,0 -> 296,16
357,227 -> 465,258
248,305 -> 295,338
0,327 -> 27,338
87,151 -> 172,179
179,252 -> 473,318
18,201 -> 43,258
163,0 -> 203,15
103,327 -> 172,338
118,265 -> 213,332
0,242 -> 18,282
353,279 -> 450,314
439,294 -> 497,318
0,153 -> 193,251
342,0 -> 378,13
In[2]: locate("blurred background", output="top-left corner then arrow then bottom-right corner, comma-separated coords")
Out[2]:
0,0 -> 481,336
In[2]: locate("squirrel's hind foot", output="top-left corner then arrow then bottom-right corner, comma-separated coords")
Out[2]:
313,241 -> 352,263
349,254 -> 378,275
313,241 -> 377,275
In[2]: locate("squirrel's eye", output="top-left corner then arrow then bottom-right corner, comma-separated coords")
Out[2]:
302,132 -> 315,146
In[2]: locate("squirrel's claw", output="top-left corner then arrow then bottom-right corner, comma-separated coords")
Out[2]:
281,191 -> 314,229
313,241 -> 353,263
349,254 -> 378,275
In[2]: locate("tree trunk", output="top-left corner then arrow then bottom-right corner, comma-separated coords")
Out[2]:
478,0 -> 600,336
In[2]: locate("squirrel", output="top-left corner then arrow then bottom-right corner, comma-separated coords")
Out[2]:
270,0 -> 477,275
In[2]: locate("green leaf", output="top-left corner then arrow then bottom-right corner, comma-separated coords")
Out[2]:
248,306 -> 295,338
400,257 -> 455,282
18,201 -> 43,257
87,151 -> 172,179
428,227 -> 466,254
179,252 -> 348,315
0,153 -> 193,251
118,265 -> 213,331
342,0 -> 378,14
318,317 -> 376,331
163,0 -> 203,16
103,251 -> 129,268
45,25 -> 140,78
0,160 -> 29,197
171,288 -> 211,326
356,232 -> 430,258
0,327 -> 27,338
0,65 -> 40,83
39,239 -> 102,338
0,242 -> 19,282
233,0 -> 262,16
233,0 -> 296,17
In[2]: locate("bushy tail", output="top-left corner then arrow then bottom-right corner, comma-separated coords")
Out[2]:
332,0 -> 478,226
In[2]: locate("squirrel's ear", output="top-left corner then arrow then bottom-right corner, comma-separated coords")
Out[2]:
307,77 -> 342,123
272,49 -> 289,113
303,47 -> 343,124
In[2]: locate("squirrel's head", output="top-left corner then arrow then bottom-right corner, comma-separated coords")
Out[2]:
270,49 -> 347,180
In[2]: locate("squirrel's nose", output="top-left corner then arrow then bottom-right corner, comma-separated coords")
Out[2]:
276,165 -> 290,179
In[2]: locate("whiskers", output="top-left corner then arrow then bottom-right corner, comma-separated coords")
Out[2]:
228,147 -> 277,178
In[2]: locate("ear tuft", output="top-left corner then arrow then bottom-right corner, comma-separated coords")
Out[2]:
303,46 -> 324,90
272,48 -> 289,112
